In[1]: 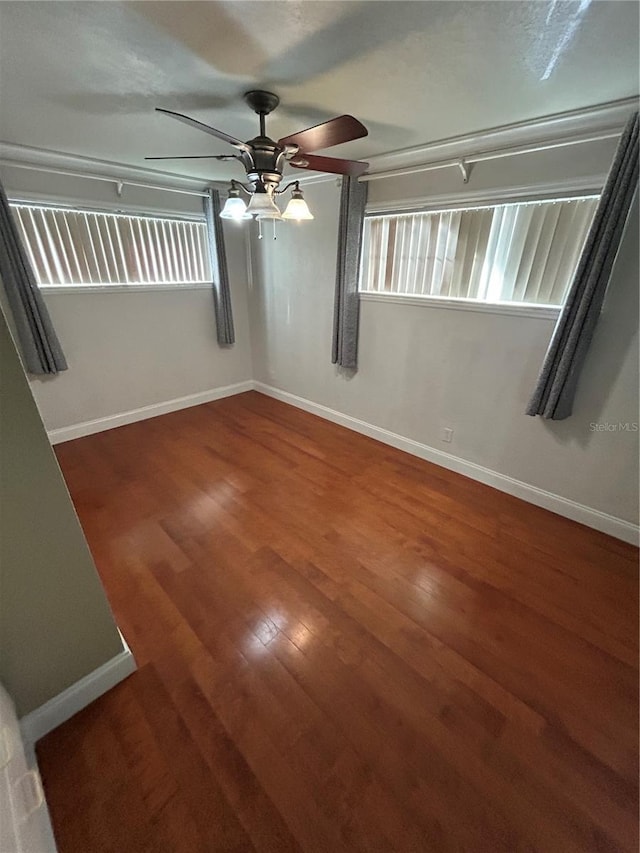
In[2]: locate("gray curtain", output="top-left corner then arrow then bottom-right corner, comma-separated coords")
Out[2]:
332,176 -> 368,368
204,188 -> 235,346
0,179 -> 67,374
526,111 -> 639,420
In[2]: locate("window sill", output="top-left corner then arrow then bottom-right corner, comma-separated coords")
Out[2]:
39,283 -> 212,295
359,292 -> 561,320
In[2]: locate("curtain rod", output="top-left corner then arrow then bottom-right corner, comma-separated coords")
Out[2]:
359,127 -> 622,183
0,158 -> 210,198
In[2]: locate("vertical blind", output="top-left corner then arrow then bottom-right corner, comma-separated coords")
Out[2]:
360,196 -> 599,306
10,204 -> 211,286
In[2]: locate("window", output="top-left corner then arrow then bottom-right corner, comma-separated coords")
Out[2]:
359,196 -> 598,307
10,203 -> 211,287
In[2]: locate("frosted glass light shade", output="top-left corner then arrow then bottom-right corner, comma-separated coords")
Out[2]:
282,196 -> 314,221
220,195 -> 251,220
246,192 -> 282,219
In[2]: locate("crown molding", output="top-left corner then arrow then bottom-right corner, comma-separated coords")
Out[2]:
363,96 -> 638,176
0,141 -> 226,192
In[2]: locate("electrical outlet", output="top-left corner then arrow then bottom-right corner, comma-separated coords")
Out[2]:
441,427 -> 453,443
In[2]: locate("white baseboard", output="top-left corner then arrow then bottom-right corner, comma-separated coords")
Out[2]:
44,376 -> 638,543
47,380 -> 254,444
253,382 -> 639,546
19,649 -> 137,745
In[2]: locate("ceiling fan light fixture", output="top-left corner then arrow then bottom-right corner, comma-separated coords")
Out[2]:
220,186 -> 251,221
282,186 -> 314,221
246,190 -> 283,220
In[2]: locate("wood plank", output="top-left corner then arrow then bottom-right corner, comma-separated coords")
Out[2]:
38,391 -> 638,852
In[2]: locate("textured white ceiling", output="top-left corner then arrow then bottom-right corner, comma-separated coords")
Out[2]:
0,1 -> 638,182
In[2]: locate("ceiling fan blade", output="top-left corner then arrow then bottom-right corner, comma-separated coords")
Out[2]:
290,153 -> 369,177
279,115 -> 368,152
144,155 -> 238,160
155,108 -> 251,152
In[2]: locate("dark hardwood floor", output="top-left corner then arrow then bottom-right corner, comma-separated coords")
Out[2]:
38,391 -> 638,852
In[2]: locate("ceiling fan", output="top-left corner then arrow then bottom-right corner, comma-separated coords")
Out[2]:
147,90 -> 369,221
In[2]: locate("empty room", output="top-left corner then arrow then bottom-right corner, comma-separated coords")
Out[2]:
0,1 -> 638,851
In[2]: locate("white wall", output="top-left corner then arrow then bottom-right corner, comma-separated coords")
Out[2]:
32,264 -> 252,433
249,147 -> 639,531
0,165 -> 254,433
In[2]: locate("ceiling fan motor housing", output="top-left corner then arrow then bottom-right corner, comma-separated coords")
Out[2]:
243,136 -> 287,192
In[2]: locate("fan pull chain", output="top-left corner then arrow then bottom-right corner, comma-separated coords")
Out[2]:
257,219 -> 263,240
273,220 -> 277,241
